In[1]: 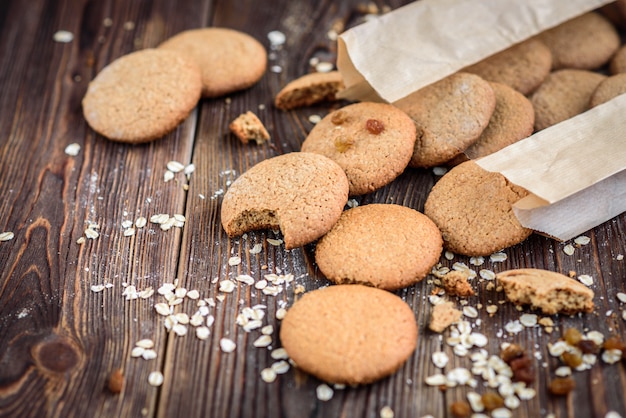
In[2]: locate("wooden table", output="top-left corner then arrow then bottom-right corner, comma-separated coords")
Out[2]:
0,0 -> 625,417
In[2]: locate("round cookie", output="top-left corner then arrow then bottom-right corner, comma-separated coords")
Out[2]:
279,284 -> 417,385
396,72 -> 496,168
457,82 -> 534,162
463,38 -> 552,95
275,71 -> 344,110
314,204 -> 442,290
424,161 -> 532,256
610,45 -> 626,75
537,12 -> 620,70
159,28 -> 266,98
301,102 -> 416,196
530,69 -> 607,131
82,49 -> 202,143
220,152 -> 349,249
590,74 -> 626,108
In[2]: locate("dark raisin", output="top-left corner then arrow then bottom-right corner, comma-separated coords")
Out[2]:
450,400 -> 471,418
365,118 -> 385,134
510,356 -> 535,384
603,336 -> 626,351
577,339 -> 599,354
501,343 -> 525,363
549,377 -> 576,395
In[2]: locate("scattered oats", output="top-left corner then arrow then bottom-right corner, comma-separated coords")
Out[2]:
84,227 -> 99,239
563,244 -> 575,256
135,217 -> 147,228
606,412 -> 624,418
486,305 -> 498,315
220,338 -> 236,353
444,251 -> 454,260
585,331 -> 604,346
467,392 -> 484,412
267,30 -> 286,47
154,303 -> 171,316
172,324 -> 188,336
346,198 -> 359,208
91,284 -> 105,293
236,274 -> 254,285
470,256 -> 484,266
617,254 -> 624,261
253,335 -> 272,348
123,285 -> 138,300
266,238 -> 283,246
555,366 -> 572,377
492,408 -> 512,418
490,252 -> 508,263
308,114 -> 322,124
271,360 -> 290,374
425,374 -> 447,386
196,326 -> 210,340
123,21 -> 135,30
150,214 -> 170,224
121,220 -> 133,229
520,313 -> 538,327
275,307 -> 287,320
548,341 -> 569,357
479,269 -> 496,281
432,351 -> 449,368
158,283 -> 176,295
516,387 -> 536,400
183,164 -> 195,176
316,383 -> 334,401
616,292 -> 626,303
136,339 -> 154,349
504,320 -> 523,334
131,346 -> 145,357
64,143 -> 81,156
148,371 -> 163,387
454,344 -> 469,357
243,320 -> 263,332
254,279 -> 268,290
538,317 -> 554,327
216,294 -> 226,302
294,284 -> 305,294
190,313 -> 204,327
262,285 -> 282,296
271,348 -> 289,360
228,256 -> 241,266
380,406 -> 394,418
261,368 -> 277,383
174,312 -> 190,324
142,349 -> 157,360
428,295 -> 445,306
469,332 -> 488,347
123,227 -> 136,237
262,325 -> 274,335
432,166 -> 447,176
219,280 -> 236,293
315,62 -> 334,73
582,354 -> 597,368
103,17 -> 113,27
504,395 -> 520,410
53,30 -> 74,43
463,306 -> 478,318
250,243 -> 263,254
76,236 -> 85,245
173,214 -> 186,225
206,315 -> 215,327
606,310 -> 613,317
163,170 -> 175,182
578,274 -> 593,287
602,349 -> 622,364
270,65 -> 282,73
174,287 -> 187,299
184,289 -> 199,300
622,310 -> 626,321
574,235 -> 591,246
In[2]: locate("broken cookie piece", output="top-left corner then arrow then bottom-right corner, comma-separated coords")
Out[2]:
442,270 -> 475,298
274,71 -> 344,110
229,111 -> 270,144
429,301 -> 462,333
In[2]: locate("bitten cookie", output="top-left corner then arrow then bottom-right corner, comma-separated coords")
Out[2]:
314,204 -> 442,290
159,28 -> 266,98
537,12 -> 620,70
274,71 -> 344,110
530,69 -> 607,131
423,161 -> 532,256
279,284 -> 418,385
590,74 -> 626,108
463,38 -> 552,95
82,49 -> 202,143
497,269 -> 594,315
610,45 -> 626,75
301,102 -> 416,196
229,111 -> 270,144
396,72 -> 496,168
452,82 -> 534,163
220,152 -> 349,249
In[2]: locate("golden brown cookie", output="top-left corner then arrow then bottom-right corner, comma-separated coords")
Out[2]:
279,284 -> 417,385
229,111 -> 270,144
159,28 -> 266,98
396,72 -> 496,168
301,102 -> 416,196
452,82 -> 534,164
537,12 -> 620,70
610,45 -> 626,75
220,152 -> 349,249
423,161 -> 532,256
82,49 -> 202,143
274,71 -> 344,110
590,74 -> 626,108
530,69 -> 607,131
463,38 -> 552,95
497,269 -> 594,315
314,204 -> 442,290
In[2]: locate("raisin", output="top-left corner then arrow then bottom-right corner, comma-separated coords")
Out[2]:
561,351 -> 583,368
107,368 -> 124,393
334,135 -> 355,152
501,343 -> 525,363
509,356 -> 535,384
603,336 -> 626,351
331,110 -> 347,125
365,118 -> 385,134
563,328 -> 582,346
450,400 -> 471,418
481,392 -> 505,411
577,339 -> 599,354
549,377 -> 576,395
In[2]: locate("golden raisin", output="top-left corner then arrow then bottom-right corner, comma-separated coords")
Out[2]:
331,110 -> 347,125
501,343 -> 525,363
107,368 -> 124,393
365,118 -> 385,134
334,135 -> 355,153
577,339 -> 599,354
603,336 -> 626,351
481,392 -> 505,411
549,377 -> 576,395
450,400 -> 471,418
561,351 -> 583,368
563,328 -> 582,346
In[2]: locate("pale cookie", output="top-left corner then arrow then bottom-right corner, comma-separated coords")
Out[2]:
424,161 -> 531,256
530,69 -> 607,131
159,28 -> 266,98
451,82 -> 534,164
301,102 -> 416,196
497,268 -> 594,315
429,301 -> 461,333
82,49 -> 202,143
396,72 -> 496,168
274,71 -> 344,110
279,284 -> 417,385
590,74 -> 626,108
610,45 -> 626,75
229,111 -> 270,144
314,204 -> 442,290
463,38 -> 552,95
537,12 -> 620,70
441,270 -> 474,298
220,152 -> 349,249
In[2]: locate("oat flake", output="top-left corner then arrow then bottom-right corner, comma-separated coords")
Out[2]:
432,351 -> 449,369
275,307 -> 287,320
228,256 -> 241,266
167,161 -> 185,173
490,252 -> 508,263
148,371 -> 164,386
316,383 -> 334,401
380,406 -> 394,418
136,339 -> 154,349
135,217 -> 147,228
463,306 -> 478,318
64,143 -> 81,156
519,313 -> 538,327
250,243 -> 263,254
253,335 -> 272,347
578,274 -> 593,287
220,338 -> 236,353
308,114 -> 322,124
90,284 -> 105,293
196,326 -> 210,340
271,360 -> 290,374
602,349 -> 622,364
0,232 -> 14,241
53,30 -> 74,43
267,238 -> 283,246
260,368 -> 277,383
271,348 -> 288,360
164,171 -> 175,182
563,244 -> 575,256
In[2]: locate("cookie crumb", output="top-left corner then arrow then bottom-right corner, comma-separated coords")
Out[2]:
442,270 -> 475,297
429,301 -> 461,333
229,111 -> 270,145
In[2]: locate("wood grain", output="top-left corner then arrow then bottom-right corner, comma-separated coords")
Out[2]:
0,0 -> 625,417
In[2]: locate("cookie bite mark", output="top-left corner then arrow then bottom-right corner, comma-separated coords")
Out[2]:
274,71 -> 344,110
